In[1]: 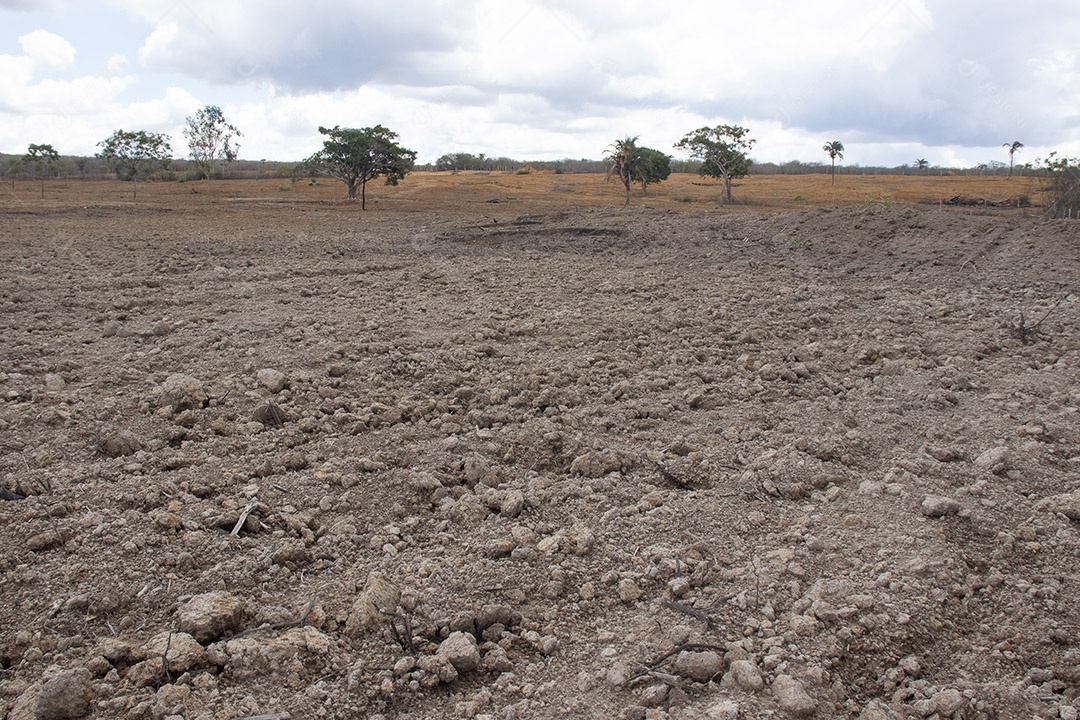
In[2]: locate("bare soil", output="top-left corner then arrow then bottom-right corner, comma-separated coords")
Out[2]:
1,177 -> 1078,720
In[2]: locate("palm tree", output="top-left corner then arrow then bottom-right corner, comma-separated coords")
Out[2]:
915,158 -> 929,175
822,141 -> 844,184
605,136 -> 644,206
1003,141 -> 1023,178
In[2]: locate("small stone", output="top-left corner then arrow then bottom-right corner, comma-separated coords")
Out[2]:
772,674 -> 816,717
438,631 -> 481,673
256,368 -> 289,393
921,495 -> 960,517
973,446 -> 1009,474
726,659 -> 765,691
858,699 -> 898,720
639,683 -> 669,707
161,374 -> 207,413
707,699 -> 740,720
99,431 -> 141,459
617,578 -> 642,604
144,632 -> 205,673
789,614 -> 818,636
674,650 -> 723,683
345,573 -> 400,637
1059,705 -> 1078,720
44,373 -> 65,391
176,592 -> 246,643
33,668 -> 94,719
931,688 -> 965,717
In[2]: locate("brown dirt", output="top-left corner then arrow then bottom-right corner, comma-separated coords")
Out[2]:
0,176 -> 1078,720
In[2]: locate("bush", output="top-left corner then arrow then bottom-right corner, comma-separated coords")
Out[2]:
1039,153 -> 1080,219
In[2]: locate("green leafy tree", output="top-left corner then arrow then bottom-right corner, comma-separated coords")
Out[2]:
1003,141 -> 1023,178
23,143 -> 60,199
308,125 -> 416,209
183,105 -> 241,179
639,147 -> 672,194
675,125 -> 755,204
96,130 -> 172,198
823,140 -> 844,184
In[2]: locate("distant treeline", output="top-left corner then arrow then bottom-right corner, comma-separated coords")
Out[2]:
0,151 -> 1044,182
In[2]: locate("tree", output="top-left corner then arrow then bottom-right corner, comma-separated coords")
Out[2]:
605,136 -> 644,205
96,130 -> 172,198
1003,141 -> 1023,178
823,140 -> 844,184
675,125 -> 755,204
915,158 -> 929,174
604,138 -> 673,205
183,105 -> 241,180
639,147 -> 672,194
307,125 -> 416,209
23,143 -> 60,199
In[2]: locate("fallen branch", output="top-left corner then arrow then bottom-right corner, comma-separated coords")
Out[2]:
655,462 -> 692,490
1018,296 -> 1066,344
228,599 -> 316,640
230,499 -> 259,536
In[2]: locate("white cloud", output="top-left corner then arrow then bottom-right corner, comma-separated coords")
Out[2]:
18,28 -> 75,69
4,0 -> 1080,164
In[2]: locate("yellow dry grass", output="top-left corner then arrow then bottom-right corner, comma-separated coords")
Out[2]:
0,171 -> 1047,216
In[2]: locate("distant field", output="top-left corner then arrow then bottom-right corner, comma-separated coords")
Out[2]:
1,171 -> 1047,216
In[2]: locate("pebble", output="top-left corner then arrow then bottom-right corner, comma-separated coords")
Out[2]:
256,368 -> 289,393
438,631 -> 481,673
725,659 -> 764,691
673,650 -> 723,682
772,674 -> 816,717
176,592 -> 246,643
617,579 -> 643,604
921,495 -> 960,517
706,700 -> 741,720
33,668 -> 94,719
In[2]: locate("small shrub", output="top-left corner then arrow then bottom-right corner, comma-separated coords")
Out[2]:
793,194 -> 805,201
279,183 -> 292,191
515,168 -> 531,175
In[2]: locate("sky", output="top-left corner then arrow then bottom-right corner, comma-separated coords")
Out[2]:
1,0 -> 1079,168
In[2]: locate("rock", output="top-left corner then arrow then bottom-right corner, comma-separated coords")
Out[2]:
1046,492 -> 1080,521
44,373 -> 66,392
570,449 -> 622,478
256,368 -> 289,393
437,631 -> 481,673
32,668 -> 94,719
772,674 -> 816,717
144,631 -> 205,673
789,614 -> 818,636
446,494 -> 490,525
476,604 -> 518,632
706,699 -> 741,720
1060,705 -> 1078,720
921,495 -> 960,517
205,626 -> 330,680
345,573 -> 400,637
973,446 -> 1010,474
858,700 -> 898,720
931,688 -> 966,717
160,374 -> 207,413
100,431 -> 141,458
725,659 -> 765,691
617,578 -> 642,604
176,591 -> 246,643
673,650 -> 723,682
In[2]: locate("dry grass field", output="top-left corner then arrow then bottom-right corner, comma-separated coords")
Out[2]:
1,171 -> 1047,216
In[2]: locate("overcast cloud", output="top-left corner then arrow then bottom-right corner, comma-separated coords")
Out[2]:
1,0 -> 1078,167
